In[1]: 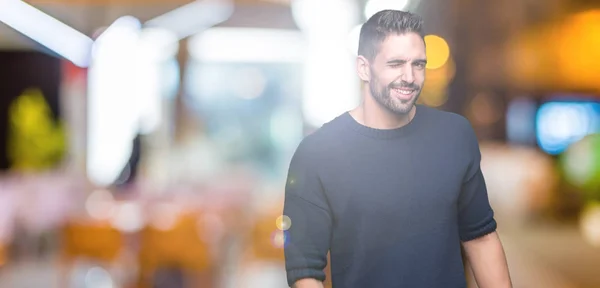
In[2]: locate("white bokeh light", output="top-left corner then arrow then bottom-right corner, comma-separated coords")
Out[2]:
88,17 -> 177,186
292,0 -> 361,127
364,0 -> 410,20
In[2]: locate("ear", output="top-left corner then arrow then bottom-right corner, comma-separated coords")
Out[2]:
356,55 -> 371,82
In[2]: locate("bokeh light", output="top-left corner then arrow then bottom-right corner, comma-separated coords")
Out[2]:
537,102 -> 600,155
424,35 -> 450,70
85,189 -> 116,220
364,0 -> 410,20
562,134 -> 600,196
556,10 -> 600,91
109,201 -> 144,233
419,56 -> 454,107
271,230 -> 288,249
580,202 -> 600,247
275,215 -> 291,231
84,266 -> 114,288
149,202 -> 181,231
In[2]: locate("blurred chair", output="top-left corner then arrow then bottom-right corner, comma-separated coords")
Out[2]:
137,211 -> 213,288
0,243 -> 6,268
248,211 -> 285,263
60,220 -> 125,286
234,209 -> 286,288
62,220 -> 123,262
237,202 -> 333,288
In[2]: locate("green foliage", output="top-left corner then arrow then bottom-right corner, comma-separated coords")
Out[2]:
7,88 -> 66,171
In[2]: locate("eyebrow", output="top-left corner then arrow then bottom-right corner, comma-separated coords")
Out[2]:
386,59 -> 427,65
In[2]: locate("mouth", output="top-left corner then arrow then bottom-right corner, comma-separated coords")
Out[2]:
391,87 -> 416,100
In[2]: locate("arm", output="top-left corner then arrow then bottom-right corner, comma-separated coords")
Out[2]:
457,118 -> 512,287
463,232 -> 511,288
292,278 -> 325,288
283,138 -> 332,287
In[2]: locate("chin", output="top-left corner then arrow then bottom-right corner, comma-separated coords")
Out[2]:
390,99 -> 417,115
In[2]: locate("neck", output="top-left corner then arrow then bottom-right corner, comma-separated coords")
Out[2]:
350,88 -> 416,130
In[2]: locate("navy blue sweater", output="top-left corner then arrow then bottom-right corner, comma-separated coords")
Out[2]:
283,105 -> 497,287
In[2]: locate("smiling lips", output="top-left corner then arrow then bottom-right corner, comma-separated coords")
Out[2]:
391,87 -> 415,100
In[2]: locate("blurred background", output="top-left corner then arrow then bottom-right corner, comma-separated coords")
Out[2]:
1,0 -> 600,287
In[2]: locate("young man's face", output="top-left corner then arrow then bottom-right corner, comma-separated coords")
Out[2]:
367,32 -> 427,115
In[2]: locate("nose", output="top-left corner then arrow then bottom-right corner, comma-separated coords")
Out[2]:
400,65 -> 415,84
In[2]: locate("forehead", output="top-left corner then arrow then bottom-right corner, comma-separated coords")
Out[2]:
375,32 -> 426,62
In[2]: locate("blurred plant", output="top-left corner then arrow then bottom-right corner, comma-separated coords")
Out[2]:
561,133 -> 600,201
6,88 -> 66,171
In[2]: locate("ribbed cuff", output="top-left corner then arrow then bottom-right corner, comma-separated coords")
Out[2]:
286,268 -> 326,287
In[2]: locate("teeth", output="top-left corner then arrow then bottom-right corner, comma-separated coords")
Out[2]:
394,88 -> 413,95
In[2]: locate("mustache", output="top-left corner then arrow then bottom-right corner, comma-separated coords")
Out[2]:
389,81 -> 420,90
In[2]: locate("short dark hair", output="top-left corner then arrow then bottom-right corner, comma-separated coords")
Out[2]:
358,10 -> 424,60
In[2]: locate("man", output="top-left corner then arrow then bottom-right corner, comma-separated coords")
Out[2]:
283,10 -> 512,288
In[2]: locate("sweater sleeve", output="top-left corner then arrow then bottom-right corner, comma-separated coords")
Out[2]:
283,138 -> 332,287
457,119 -> 497,242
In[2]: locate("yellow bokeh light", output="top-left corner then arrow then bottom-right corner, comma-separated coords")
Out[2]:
424,35 -> 450,70
555,9 -> 600,91
580,201 -> 600,247
276,215 -> 292,231
508,9 -> 600,91
419,56 -> 454,107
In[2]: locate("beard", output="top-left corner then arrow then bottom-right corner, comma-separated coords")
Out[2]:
369,70 -> 421,115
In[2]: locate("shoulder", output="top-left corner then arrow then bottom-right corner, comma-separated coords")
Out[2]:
291,113 -> 347,166
419,105 -> 475,135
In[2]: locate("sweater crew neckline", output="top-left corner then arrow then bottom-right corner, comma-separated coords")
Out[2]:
340,105 -> 423,139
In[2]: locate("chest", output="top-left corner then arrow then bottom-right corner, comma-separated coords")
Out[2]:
321,138 -> 466,227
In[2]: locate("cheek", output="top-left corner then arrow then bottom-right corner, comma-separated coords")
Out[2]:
416,70 -> 426,85
379,71 -> 399,85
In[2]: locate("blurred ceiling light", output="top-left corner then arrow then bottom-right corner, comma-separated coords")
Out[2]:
145,0 -> 234,40
138,28 -> 179,62
94,15 -> 141,46
364,0 -> 410,19
292,0 -> 357,32
0,0 -> 93,67
292,0 -> 360,127
424,35 -> 450,70
188,28 -> 305,63
134,28 -> 177,135
87,16 -> 142,187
